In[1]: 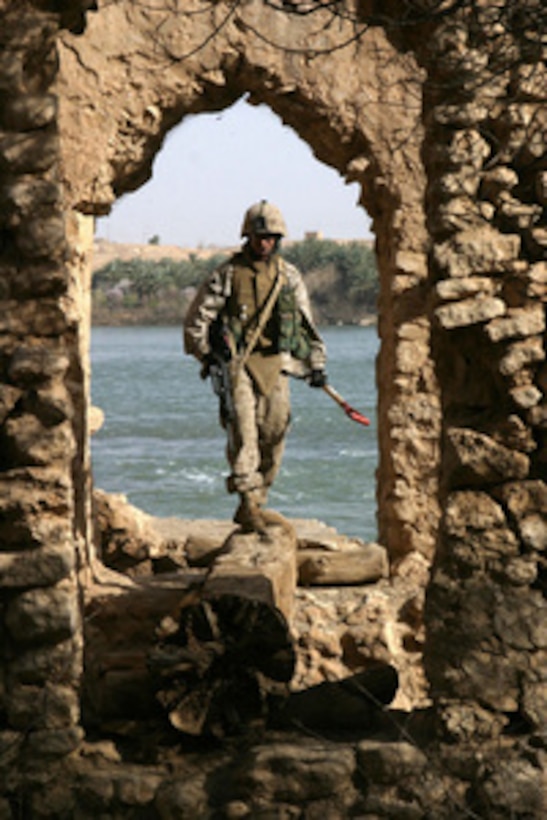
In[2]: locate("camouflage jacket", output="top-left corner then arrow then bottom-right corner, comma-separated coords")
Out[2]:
183,250 -> 326,377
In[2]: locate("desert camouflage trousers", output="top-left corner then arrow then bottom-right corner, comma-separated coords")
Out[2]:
223,366 -> 291,502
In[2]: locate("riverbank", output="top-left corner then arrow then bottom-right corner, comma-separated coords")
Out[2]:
92,238 -> 378,327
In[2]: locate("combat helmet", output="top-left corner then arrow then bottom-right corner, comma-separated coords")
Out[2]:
241,200 -> 287,238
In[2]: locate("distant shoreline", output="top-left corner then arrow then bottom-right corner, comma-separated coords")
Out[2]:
91,315 -> 378,329
91,237 -> 378,328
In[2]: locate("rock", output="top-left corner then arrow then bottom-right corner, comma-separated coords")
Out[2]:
435,295 -> 506,329
5,579 -> 80,644
445,427 -> 530,486
298,541 -> 388,585
485,304 -> 546,342
89,405 -> 104,434
93,489 -> 165,573
499,337 -> 545,375
234,740 -> 357,807
0,543 -> 75,588
433,227 -> 520,277
357,740 -> 427,783
434,276 -> 497,301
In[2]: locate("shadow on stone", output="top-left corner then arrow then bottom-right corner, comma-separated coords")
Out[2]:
269,664 -> 399,734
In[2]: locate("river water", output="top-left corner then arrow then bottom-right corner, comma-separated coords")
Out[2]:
90,325 -> 379,540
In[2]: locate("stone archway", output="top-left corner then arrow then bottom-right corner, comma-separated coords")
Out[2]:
57,0 -> 441,564
2,0 -> 545,814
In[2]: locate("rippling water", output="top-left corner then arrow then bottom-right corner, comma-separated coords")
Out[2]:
90,324 -> 379,540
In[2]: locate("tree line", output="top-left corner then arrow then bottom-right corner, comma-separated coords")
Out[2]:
92,238 -> 378,326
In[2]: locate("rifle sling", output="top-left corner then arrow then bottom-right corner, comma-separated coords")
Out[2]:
236,261 -> 284,374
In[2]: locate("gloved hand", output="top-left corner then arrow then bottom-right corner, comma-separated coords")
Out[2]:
200,355 -> 213,379
309,369 -> 327,388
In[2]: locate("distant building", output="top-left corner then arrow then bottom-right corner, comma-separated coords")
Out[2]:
304,231 -> 323,241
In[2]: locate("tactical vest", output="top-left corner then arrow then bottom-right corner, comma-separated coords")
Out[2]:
225,255 -> 281,354
224,254 -> 311,362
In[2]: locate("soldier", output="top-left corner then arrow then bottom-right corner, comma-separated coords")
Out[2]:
184,200 -> 327,532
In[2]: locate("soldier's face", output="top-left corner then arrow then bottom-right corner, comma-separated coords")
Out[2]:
249,233 -> 277,260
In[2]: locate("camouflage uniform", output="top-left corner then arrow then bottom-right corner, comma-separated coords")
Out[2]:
184,239 -> 326,522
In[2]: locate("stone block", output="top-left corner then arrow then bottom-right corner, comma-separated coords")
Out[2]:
445,490 -> 506,534
1,261 -> 68,299
0,466 -> 72,519
536,170 -> 547,205
0,510 -> 74,552
433,101 -> 490,126
515,61 -> 547,99
435,296 -> 506,329
522,677 -> 547,728
0,298 -> 70,336
356,740 -> 427,784
0,179 -> 59,224
510,383 -> 542,409
154,777 -> 208,819
24,726 -> 84,758
5,580 -> 80,644
0,383 -> 21,424
435,276 -> 497,302
3,415 -> 75,467
477,756 -> 547,817
499,336 -> 545,375
443,491 -> 519,566
495,481 -> 547,552
459,650 -> 520,711
445,427 -> 530,485
447,129 -> 491,169
0,730 -> 22,772
115,772 -> 162,806
33,382 -> 73,426
493,591 -> 546,651
0,542 -> 75,587
431,196 -> 486,233
486,413 -> 536,453
486,304 -> 546,342
438,700 -> 509,742
0,94 -> 57,131
433,227 -> 520,277
7,683 -> 79,730
236,741 -> 356,804
499,196 -> 542,231
525,226 -> 547,257
15,214 -> 66,259
437,170 -> 481,199
480,166 -> 519,203
9,638 -> 81,686
0,130 -> 58,174
528,403 -> 547,428
528,261 -> 547,299
7,342 -> 69,385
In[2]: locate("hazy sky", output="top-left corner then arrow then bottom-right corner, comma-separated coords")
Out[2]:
95,98 -> 372,248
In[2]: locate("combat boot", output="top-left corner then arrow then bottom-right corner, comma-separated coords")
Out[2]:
233,491 -> 266,533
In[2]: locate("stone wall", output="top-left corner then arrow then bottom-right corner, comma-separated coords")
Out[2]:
0,0 -> 545,816
0,1 -> 88,794
420,1 -> 547,760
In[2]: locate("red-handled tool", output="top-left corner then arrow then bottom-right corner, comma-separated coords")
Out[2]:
322,384 -> 370,427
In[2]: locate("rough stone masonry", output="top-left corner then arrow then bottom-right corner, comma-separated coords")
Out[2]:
0,1 -> 545,817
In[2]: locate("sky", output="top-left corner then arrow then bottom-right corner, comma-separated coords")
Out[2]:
94,97 -> 372,248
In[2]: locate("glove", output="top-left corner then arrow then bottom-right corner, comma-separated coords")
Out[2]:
200,355 -> 213,379
309,369 -> 327,388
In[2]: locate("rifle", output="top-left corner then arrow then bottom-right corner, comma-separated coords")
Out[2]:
203,318 -> 235,424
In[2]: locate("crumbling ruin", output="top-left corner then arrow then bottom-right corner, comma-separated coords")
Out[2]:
1,0 -> 545,817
